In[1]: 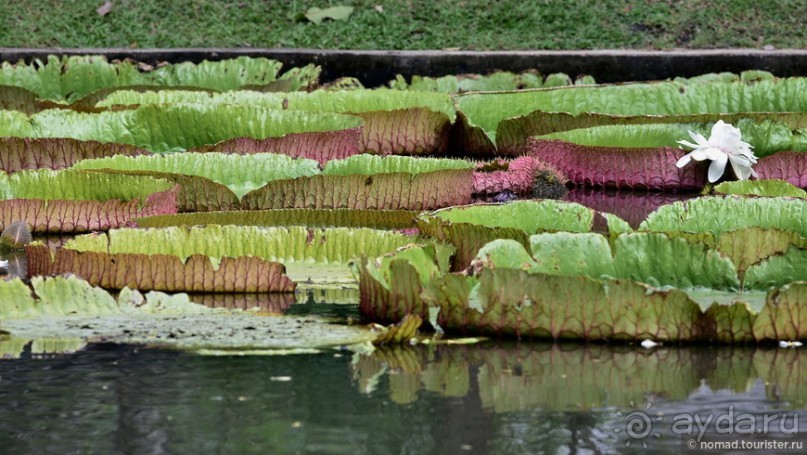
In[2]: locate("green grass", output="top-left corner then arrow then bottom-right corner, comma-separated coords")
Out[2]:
0,0 -> 805,50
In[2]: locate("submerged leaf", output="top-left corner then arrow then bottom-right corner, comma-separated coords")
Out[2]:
372,314 -> 423,345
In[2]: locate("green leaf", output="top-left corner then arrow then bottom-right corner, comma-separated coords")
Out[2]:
0,169 -> 174,202
322,155 -> 473,176
65,225 -> 415,265
612,233 -> 740,290
389,71 -> 580,93
24,104 -> 362,153
0,56 -> 292,101
714,179 -> 807,198
472,239 -> 539,271
93,89 -> 455,155
424,200 -> 595,233
715,227 -> 807,278
241,169 -> 473,211
135,209 -> 420,230
357,241 -> 807,342
71,152 -> 320,199
417,200 -> 605,269
639,196 -> 807,237
352,244 -> 453,324
0,276 -> 376,352
0,109 -> 33,136
99,88 -> 456,119
29,226 -> 424,291
425,268 -> 706,341
529,233 -> 615,278
455,78 -> 807,144
304,6 -> 354,24
744,247 -> 807,290
535,120 -> 807,158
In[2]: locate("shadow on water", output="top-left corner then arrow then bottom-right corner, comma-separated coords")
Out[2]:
0,341 -> 805,454
564,187 -> 698,229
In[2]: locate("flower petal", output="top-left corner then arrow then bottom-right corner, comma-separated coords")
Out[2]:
687,130 -> 709,146
728,155 -> 754,180
676,152 -> 695,168
709,121 -> 743,153
708,153 -> 728,183
702,147 -> 726,162
677,139 -> 702,150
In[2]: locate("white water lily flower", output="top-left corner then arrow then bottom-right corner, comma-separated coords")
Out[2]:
675,120 -> 759,183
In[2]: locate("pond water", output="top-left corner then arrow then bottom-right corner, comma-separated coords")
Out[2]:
2,339 -> 805,454
3,190 -> 804,454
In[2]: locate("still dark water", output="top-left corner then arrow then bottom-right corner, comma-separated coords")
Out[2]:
1,342 -> 806,455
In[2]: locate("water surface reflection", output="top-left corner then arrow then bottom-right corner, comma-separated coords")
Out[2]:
1,342 -> 805,454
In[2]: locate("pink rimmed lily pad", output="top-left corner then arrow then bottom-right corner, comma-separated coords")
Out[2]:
355,109 -> 451,156
529,138 -> 708,190
0,137 -> 150,174
189,127 -> 363,165
0,189 -> 178,233
473,156 -> 566,196
756,152 -> 807,188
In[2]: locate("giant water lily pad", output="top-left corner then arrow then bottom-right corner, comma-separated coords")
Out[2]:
454,77 -> 807,152
135,209 -> 419,230
10,104 -> 363,155
714,179 -> 807,198
71,152 -> 321,199
355,243 -> 807,342
241,155 -> 474,211
472,156 -> 567,197
0,137 -> 150,174
0,170 -> 177,232
27,225 -> 425,292
535,120 -> 807,157
416,200 -> 628,269
529,139 -> 706,190
640,196 -> 807,237
93,89 -> 456,155
388,71 -> 582,93
0,56 -> 311,102
0,275 -> 376,354
496,111 -> 807,155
